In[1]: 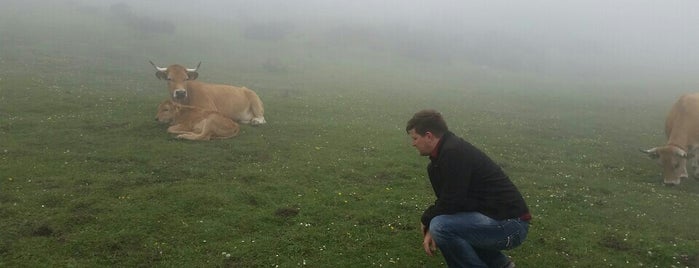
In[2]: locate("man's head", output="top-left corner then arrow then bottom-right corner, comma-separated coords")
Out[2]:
406,109 -> 448,156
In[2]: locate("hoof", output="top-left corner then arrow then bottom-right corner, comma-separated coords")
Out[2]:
251,118 -> 266,125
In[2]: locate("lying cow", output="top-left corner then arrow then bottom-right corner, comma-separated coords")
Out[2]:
149,61 -> 266,125
642,92 -> 699,185
156,99 -> 240,141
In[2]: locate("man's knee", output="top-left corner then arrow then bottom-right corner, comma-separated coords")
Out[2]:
428,215 -> 456,239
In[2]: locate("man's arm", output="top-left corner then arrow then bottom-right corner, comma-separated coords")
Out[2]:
421,223 -> 436,256
421,148 -> 474,227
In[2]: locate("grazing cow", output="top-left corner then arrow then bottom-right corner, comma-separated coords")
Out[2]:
155,99 -> 240,141
642,93 -> 699,185
149,61 -> 266,125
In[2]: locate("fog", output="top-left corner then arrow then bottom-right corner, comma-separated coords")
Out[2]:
3,0 -> 699,92
131,0 -> 699,76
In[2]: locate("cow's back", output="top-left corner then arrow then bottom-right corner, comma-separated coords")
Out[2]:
666,93 -> 699,141
183,81 -> 262,123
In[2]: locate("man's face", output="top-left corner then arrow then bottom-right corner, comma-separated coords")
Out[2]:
408,129 -> 437,156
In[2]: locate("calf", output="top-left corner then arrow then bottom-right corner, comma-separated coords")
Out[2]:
156,99 -> 240,141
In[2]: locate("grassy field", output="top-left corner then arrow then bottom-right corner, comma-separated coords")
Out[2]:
2,1 -> 699,267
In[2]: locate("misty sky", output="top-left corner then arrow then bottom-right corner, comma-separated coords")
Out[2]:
161,0 -> 699,48
3,0 -> 699,86
131,0 -> 699,75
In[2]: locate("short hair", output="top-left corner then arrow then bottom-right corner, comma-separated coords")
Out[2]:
405,109 -> 448,137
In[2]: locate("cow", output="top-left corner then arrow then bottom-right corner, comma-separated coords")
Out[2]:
149,61 -> 266,125
642,92 -> 699,185
155,99 -> 240,141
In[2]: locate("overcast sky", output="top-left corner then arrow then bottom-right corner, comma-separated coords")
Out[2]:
170,0 -> 699,43
144,0 -> 699,74
4,0 -> 698,85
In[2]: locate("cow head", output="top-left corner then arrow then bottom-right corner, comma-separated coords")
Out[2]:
150,61 -> 201,102
155,99 -> 178,124
641,145 -> 694,185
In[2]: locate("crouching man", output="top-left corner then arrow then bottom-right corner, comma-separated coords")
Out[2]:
406,109 -> 531,268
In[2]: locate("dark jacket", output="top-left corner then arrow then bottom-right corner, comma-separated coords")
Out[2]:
421,131 -> 530,227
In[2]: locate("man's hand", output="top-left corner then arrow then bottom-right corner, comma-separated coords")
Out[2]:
421,224 -> 437,256
423,231 -> 437,256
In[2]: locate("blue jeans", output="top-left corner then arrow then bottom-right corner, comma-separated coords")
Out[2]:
429,212 -> 529,268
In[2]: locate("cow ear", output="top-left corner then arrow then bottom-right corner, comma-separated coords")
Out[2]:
155,71 -> 167,80
187,72 -> 199,80
672,147 -> 689,159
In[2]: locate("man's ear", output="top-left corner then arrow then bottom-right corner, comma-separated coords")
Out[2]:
425,132 -> 439,144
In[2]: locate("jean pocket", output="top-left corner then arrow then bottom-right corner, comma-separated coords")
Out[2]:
496,231 -> 522,250
495,221 -> 526,250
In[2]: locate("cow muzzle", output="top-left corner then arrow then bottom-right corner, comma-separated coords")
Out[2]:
173,89 -> 187,100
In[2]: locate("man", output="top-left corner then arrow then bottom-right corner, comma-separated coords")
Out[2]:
406,109 -> 531,268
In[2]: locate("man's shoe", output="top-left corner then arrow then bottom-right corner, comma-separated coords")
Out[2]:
504,261 -> 515,268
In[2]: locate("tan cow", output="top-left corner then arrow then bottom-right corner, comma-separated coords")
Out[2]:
642,93 -> 699,185
155,99 -> 240,141
150,61 -> 266,125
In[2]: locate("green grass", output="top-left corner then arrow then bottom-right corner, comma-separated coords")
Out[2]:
2,1 -> 699,267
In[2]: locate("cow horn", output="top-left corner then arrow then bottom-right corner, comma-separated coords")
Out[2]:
186,62 -> 201,72
149,60 -> 167,72
640,148 -> 660,159
640,148 -> 657,154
